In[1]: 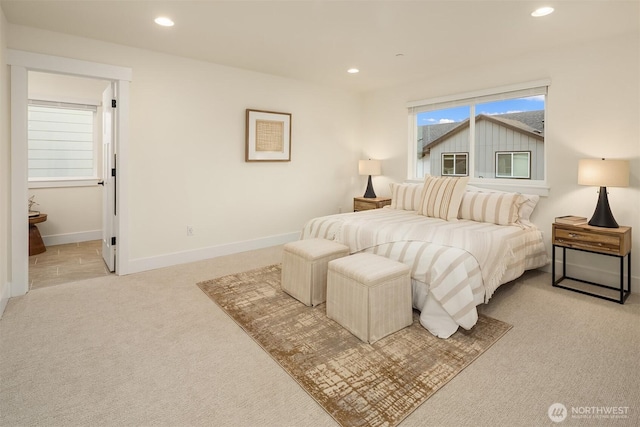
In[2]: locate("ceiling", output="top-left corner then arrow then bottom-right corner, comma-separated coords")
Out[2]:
1,1 -> 638,93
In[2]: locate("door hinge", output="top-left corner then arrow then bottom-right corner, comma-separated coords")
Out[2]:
111,237 -> 116,246
111,99 -> 117,108
111,168 -> 116,177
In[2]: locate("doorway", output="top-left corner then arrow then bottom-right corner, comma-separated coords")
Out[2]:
9,50 -> 132,297
27,71 -> 112,290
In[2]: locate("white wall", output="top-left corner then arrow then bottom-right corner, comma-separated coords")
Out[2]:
8,22 -> 636,292
7,24 -> 364,272
0,8 -> 10,312
362,32 -> 640,288
28,186 -> 102,245
28,72 -> 108,245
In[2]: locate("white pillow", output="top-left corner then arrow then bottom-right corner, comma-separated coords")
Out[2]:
464,185 -> 539,227
418,175 -> 469,220
389,182 -> 424,211
516,194 -> 540,227
458,191 -> 522,225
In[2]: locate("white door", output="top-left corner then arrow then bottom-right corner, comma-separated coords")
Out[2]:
102,83 -> 116,272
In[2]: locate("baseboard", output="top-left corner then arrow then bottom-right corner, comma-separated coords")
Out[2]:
126,231 -> 300,275
0,280 -> 10,318
42,230 -> 102,247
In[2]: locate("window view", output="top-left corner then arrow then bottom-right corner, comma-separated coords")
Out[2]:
28,103 -> 96,180
475,97 -> 543,179
411,85 -> 546,184
416,105 -> 470,177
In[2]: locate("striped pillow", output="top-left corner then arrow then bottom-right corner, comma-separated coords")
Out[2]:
458,191 -> 522,225
417,175 -> 469,220
389,183 -> 423,211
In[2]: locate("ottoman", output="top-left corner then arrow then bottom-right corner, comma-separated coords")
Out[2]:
326,253 -> 412,344
281,238 -> 350,306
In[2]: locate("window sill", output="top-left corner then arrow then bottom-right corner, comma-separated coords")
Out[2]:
28,179 -> 101,189
405,178 -> 550,197
468,179 -> 549,196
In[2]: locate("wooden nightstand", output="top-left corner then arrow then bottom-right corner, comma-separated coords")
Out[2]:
552,222 -> 632,304
353,197 -> 391,212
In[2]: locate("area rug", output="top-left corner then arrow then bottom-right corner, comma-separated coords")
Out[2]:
197,264 -> 511,427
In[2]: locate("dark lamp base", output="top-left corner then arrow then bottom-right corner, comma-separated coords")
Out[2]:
588,186 -> 619,228
363,175 -> 377,198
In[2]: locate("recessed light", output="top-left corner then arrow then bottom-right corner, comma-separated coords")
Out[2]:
347,68 -> 360,74
531,7 -> 554,17
154,16 -> 175,27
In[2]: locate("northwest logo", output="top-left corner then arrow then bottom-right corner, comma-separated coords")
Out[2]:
548,403 -> 568,423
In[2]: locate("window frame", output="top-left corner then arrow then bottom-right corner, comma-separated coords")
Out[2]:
27,98 -> 101,189
495,151 -> 531,179
407,79 -> 550,196
441,152 -> 469,176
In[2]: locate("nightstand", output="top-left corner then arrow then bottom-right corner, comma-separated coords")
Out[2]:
552,222 -> 632,304
353,197 -> 391,212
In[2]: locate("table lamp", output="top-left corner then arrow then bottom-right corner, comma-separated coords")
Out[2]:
577,158 -> 629,228
359,159 -> 381,198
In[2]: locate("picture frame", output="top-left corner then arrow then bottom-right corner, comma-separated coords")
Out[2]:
245,109 -> 292,162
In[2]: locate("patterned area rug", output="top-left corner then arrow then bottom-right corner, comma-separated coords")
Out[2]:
197,264 -> 511,427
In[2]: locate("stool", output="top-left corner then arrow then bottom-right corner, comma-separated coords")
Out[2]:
29,213 -> 48,256
327,253 -> 412,344
281,238 -> 350,306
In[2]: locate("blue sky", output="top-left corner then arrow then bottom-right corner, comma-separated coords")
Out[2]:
418,95 -> 544,126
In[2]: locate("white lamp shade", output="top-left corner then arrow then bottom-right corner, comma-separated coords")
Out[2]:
359,159 -> 381,176
578,159 -> 629,188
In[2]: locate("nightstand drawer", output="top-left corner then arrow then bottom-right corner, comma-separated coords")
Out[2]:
552,223 -> 631,257
553,228 -> 620,253
353,197 -> 391,212
354,200 -> 374,211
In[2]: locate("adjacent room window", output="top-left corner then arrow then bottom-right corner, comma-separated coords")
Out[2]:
408,80 -> 548,189
496,151 -> 530,179
442,153 -> 468,176
28,101 -> 98,182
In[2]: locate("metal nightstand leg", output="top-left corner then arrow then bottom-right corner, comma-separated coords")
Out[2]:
552,245 -> 631,304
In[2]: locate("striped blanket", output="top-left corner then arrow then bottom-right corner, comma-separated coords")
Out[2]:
301,208 -> 548,337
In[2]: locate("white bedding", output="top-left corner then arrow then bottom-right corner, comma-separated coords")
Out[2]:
301,207 -> 548,338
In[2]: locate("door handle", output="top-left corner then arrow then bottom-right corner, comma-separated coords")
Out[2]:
97,180 -> 104,186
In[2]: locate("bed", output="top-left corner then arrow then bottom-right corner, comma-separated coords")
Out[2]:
300,176 -> 548,338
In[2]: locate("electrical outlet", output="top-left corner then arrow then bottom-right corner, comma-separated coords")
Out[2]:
187,225 -> 194,236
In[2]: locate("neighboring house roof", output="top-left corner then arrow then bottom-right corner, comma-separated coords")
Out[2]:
495,110 -> 545,134
419,110 -> 544,157
419,121 -> 464,146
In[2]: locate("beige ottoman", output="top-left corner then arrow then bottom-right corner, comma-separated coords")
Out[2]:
326,253 -> 412,344
281,238 -> 350,306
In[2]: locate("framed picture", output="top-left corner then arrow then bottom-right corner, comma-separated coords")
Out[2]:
245,109 -> 292,162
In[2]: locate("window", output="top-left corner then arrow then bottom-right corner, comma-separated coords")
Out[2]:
496,151 -> 530,179
408,80 -> 549,191
28,101 -> 98,183
442,153 -> 468,176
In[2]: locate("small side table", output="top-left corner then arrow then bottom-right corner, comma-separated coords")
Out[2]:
353,197 -> 391,212
29,213 -> 48,256
552,222 -> 632,304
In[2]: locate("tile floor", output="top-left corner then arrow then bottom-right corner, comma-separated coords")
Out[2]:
29,240 -> 113,290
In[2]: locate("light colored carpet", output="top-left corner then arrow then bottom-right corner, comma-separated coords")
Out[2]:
1,245 -> 639,426
198,264 -> 511,427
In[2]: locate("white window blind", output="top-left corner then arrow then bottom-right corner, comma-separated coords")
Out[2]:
28,101 -> 97,180
407,79 -> 550,114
